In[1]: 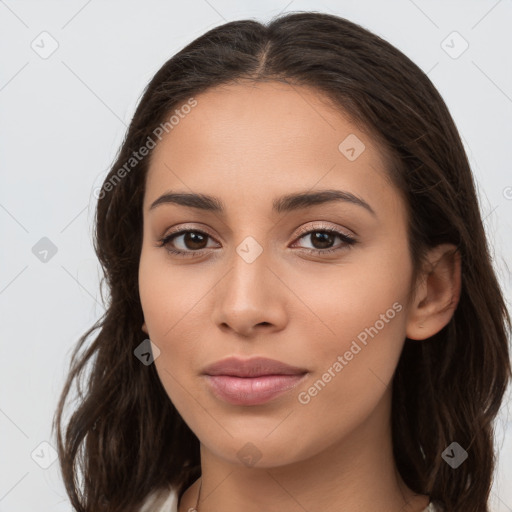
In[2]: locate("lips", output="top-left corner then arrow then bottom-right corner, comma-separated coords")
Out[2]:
202,356 -> 308,378
202,356 -> 308,406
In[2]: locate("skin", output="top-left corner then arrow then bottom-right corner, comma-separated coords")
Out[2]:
138,81 -> 461,512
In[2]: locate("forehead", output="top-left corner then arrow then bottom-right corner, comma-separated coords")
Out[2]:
150,80 -> 382,161
144,81 -> 399,216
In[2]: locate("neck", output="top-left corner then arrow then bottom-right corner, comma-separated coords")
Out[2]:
179,389 -> 429,512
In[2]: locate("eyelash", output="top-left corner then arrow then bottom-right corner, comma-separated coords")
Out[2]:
157,223 -> 357,259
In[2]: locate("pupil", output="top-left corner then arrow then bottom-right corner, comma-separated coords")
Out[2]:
185,232 -> 207,250
312,231 -> 333,249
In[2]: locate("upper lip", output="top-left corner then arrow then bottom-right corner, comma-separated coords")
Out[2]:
202,356 -> 308,378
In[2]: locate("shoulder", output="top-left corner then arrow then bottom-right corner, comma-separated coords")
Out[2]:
424,503 -> 443,512
139,489 -> 438,512
138,486 -> 179,512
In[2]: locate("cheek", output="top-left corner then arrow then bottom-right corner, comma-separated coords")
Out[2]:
138,248 -> 213,404
291,243 -> 412,407
289,283 -> 408,459
138,247 -> 209,344
291,242 -> 412,347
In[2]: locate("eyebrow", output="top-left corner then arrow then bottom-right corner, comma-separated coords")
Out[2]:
149,189 -> 376,216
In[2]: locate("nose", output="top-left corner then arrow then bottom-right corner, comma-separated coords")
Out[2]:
211,245 -> 288,338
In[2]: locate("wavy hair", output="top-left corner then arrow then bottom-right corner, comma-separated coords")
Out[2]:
53,11 -> 511,512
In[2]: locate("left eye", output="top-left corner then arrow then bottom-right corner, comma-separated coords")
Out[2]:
291,229 -> 357,254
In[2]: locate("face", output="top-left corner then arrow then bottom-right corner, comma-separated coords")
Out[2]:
138,81 -> 416,467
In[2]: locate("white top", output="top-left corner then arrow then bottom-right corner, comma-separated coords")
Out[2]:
139,488 -> 440,512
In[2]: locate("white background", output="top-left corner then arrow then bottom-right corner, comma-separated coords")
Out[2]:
0,1 -> 511,510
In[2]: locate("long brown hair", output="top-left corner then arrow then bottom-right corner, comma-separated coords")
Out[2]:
53,11 -> 511,512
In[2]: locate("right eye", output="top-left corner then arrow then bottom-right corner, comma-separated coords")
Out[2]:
157,229 -> 220,258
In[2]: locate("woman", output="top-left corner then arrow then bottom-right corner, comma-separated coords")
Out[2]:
53,11 -> 511,512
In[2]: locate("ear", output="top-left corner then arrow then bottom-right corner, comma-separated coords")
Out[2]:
406,243 -> 461,340
142,321 -> 149,335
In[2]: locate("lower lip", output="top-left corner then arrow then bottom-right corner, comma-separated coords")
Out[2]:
204,374 -> 307,405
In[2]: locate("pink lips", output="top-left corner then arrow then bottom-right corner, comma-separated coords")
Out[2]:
202,356 -> 308,406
